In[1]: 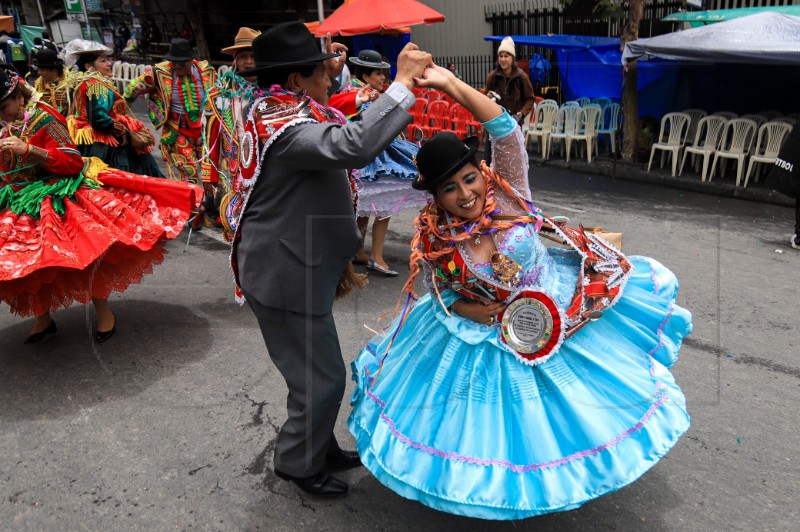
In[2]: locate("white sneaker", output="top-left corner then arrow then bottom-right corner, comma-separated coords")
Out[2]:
792,234 -> 800,250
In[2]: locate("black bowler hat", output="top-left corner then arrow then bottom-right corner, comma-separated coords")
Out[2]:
238,21 -> 338,77
34,49 -> 63,69
412,133 -> 480,191
349,49 -> 389,69
164,38 -> 195,62
0,65 -> 20,102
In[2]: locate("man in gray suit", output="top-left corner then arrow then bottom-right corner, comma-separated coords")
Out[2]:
232,22 -> 430,496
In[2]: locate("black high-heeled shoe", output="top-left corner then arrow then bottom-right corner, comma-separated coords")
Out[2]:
24,320 -> 58,344
95,314 -> 116,343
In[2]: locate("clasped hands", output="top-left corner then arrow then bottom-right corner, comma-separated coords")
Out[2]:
395,43 -> 458,91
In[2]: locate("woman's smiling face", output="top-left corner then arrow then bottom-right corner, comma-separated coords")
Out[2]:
434,162 -> 487,220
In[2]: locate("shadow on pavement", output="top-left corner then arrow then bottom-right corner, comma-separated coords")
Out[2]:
0,300 -> 212,422
241,462 -> 679,530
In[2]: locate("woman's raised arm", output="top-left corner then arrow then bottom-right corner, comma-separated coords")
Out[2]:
416,64 -> 503,123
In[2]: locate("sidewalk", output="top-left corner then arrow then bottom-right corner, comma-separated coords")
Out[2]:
513,151 -> 796,208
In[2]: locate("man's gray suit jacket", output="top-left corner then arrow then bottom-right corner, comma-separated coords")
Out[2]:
237,90 -> 414,316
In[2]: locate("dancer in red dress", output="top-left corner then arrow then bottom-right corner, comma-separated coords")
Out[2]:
0,67 -> 200,343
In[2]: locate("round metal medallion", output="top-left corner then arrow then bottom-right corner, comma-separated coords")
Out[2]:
501,297 -> 553,354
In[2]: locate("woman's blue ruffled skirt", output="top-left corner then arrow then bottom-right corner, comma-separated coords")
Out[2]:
348,256 -> 692,520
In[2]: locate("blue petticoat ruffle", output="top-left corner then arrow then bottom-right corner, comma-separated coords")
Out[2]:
355,138 -> 419,183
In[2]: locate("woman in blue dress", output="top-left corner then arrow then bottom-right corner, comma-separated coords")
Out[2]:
344,50 -> 427,276
348,64 -> 692,520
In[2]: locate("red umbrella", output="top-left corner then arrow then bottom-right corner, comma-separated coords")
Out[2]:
314,0 -> 445,37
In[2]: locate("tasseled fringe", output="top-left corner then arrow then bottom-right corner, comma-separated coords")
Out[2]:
67,116 -> 120,147
81,157 -> 109,185
335,262 -> 369,300
0,172 -> 99,218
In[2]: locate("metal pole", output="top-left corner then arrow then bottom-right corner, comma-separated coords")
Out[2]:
317,0 -> 325,49
81,0 -> 91,38
523,0 -> 528,36
36,0 -> 45,26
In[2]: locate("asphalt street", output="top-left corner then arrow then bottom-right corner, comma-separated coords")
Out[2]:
1,148 -> 798,530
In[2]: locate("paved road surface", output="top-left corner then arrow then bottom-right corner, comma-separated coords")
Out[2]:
1,153 -> 797,530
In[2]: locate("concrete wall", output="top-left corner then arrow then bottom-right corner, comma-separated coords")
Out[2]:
407,0 -> 495,57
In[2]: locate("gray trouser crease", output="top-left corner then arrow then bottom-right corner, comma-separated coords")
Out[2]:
245,292 -> 346,477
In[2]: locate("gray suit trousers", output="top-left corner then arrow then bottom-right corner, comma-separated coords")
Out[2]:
244,290 -> 346,477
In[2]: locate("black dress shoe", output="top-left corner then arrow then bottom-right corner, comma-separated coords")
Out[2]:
274,469 -> 348,497
95,314 -> 116,343
324,448 -> 362,472
24,320 -> 57,344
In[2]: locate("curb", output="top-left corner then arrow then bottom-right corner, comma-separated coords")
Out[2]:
530,155 -> 796,208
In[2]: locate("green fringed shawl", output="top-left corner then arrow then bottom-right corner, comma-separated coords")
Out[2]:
0,164 -> 100,218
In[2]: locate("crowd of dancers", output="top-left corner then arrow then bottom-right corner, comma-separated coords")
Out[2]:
0,22 -> 692,521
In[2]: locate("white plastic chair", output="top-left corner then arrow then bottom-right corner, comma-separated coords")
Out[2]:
112,61 -> 124,92
598,103 -> 621,155
647,112 -> 692,176
743,122 -> 793,188
756,110 -> 782,121
590,97 -> 612,110
575,97 -> 590,107
567,106 -> 602,163
713,111 -> 738,120
562,101 -> 580,108
525,101 -> 558,158
709,118 -> 758,186
548,105 -> 581,159
120,62 -> 135,91
773,117 -> 797,125
679,115 -> 727,182
681,108 -> 707,145
741,114 -> 768,128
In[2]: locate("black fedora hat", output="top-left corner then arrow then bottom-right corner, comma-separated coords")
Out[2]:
33,49 -> 63,69
164,38 -> 194,62
238,21 -> 338,77
349,49 -> 389,69
412,133 -> 480,191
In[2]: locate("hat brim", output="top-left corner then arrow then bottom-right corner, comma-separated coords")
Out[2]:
221,44 -> 253,56
412,136 -> 480,191
237,51 -> 338,77
164,53 -> 195,62
348,57 -> 390,69
0,65 -> 20,102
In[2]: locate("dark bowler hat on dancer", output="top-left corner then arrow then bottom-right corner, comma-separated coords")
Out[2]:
230,21 -> 431,497
33,49 -> 63,69
349,49 -> 390,69
413,133 -> 480,191
238,23 -> 338,74
163,37 -> 194,62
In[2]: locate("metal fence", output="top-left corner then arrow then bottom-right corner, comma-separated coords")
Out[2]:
485,0 -> 686,44
436,53 -> 562,93
481,0 -> 686,100
435,55 -> 496,89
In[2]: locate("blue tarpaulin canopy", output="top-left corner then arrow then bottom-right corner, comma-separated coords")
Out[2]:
484,34 -> 620,54
484,34 -> 680,117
